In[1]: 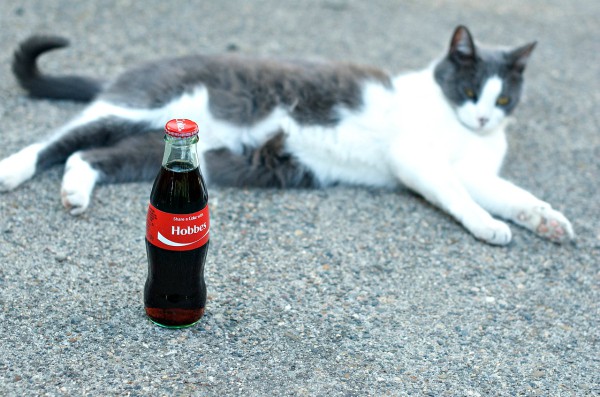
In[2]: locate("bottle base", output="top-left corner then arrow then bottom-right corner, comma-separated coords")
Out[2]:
145,307 -> 205,329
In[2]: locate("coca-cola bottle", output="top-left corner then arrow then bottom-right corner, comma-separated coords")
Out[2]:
144,118 -> 210,328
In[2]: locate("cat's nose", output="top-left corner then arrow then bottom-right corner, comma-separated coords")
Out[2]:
478,117 -> 489,127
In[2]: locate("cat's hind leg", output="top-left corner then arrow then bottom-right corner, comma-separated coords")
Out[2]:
61,132 -> 163,214
0,116 -> 152,192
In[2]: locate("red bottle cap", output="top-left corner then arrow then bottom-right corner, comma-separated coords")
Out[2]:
164,119 -> 199,138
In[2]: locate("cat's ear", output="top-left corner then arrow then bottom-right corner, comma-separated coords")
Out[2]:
449,25 -> 476,63
508,42 -> 537,73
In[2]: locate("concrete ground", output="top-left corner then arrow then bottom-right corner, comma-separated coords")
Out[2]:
0,0 -> 598,395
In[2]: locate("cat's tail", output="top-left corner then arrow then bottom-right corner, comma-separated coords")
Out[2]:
12,35 -> 103,102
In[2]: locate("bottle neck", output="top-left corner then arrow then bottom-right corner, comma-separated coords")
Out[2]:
162,135 -> 200,171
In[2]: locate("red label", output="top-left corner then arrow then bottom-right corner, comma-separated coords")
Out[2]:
146,204 -> 210,251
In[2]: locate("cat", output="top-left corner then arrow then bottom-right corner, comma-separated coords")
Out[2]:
0,25 -> 574,245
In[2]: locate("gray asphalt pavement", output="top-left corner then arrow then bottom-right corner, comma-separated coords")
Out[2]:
0,1 -> 598,395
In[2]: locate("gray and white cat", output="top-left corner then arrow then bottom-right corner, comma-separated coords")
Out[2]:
0,26 -> 574,245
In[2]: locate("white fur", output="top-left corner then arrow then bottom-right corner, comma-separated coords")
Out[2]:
0,67 -> 574,244
273,67 -> 571,244
284,82 -> 398,187
61,153 -> 99,215
0,143 -> 43,191
456,76 -> 505,132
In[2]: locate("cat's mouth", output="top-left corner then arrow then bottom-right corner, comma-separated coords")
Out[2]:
459,119 -> 491,134
462,116 -> 510,136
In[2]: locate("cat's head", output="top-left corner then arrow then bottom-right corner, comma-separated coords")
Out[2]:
434,26 -> 536,133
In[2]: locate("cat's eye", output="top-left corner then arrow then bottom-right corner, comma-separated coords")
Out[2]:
464,88 -> 475,99
496,96 -> 510,106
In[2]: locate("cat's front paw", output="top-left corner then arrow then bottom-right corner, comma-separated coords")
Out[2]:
470,218 -> 512,246
517,205 -> 574,243
61,154 -> 99,215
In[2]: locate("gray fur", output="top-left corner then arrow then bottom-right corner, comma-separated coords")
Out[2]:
36,118 -> 155,171
101,55 -> 392,126
12,36 -> 103,102
80,132 -> 164,184
204,132 -> 316,188
434,26 -> 536,115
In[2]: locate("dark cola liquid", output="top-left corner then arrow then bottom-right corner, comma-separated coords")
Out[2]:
145,160 -> 209,328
